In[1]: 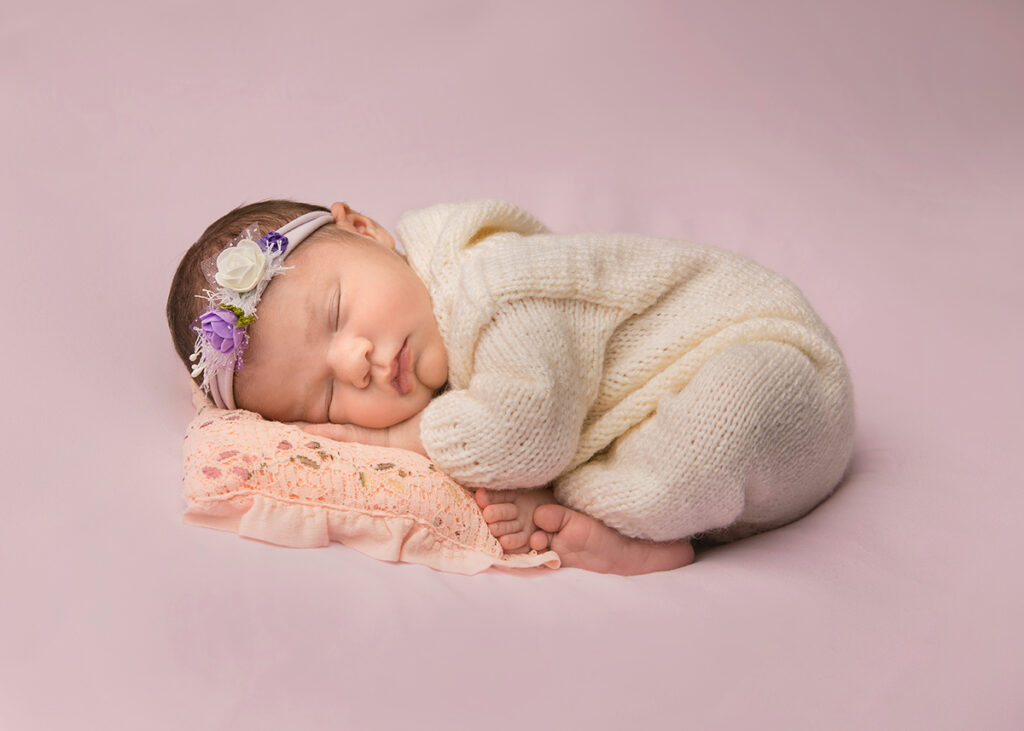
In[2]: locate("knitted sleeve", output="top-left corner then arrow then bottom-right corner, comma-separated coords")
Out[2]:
419,298 -> 610,490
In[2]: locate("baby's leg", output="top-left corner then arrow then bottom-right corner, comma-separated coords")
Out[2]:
555,340 -> 853,542
475,488 -> 557,553
529,504 -> 694,575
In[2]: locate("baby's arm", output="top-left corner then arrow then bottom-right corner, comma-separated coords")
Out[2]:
419,299 -> 607,490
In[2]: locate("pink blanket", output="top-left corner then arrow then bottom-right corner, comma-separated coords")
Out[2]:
3,1 -> 1021,728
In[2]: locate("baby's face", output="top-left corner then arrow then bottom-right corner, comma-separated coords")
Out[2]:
233,221 -> 448,428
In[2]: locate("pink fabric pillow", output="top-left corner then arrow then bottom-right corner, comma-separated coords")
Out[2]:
181,388 -> 559,575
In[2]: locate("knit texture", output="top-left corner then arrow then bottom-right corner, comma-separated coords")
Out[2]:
397,200 -> 854,541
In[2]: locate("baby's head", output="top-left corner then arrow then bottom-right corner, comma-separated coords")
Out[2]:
167,200 -> 448,428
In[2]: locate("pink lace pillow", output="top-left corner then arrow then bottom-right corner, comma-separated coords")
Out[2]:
181,388 -> 559,575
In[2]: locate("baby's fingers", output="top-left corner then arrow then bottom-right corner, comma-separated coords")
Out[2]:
300,422 -> 388,448
301,422 -> 360,443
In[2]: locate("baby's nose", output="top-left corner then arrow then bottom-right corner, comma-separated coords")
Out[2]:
329,335 -> 372,388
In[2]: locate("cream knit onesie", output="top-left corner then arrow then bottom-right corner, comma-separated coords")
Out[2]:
397,200 -> 855,542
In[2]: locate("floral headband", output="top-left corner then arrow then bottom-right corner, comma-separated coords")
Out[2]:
189,210 -> 335,409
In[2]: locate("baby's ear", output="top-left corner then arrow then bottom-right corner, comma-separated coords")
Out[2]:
330,201 -> 370,234
330,201 -> 351,224
330,201 -> 396,251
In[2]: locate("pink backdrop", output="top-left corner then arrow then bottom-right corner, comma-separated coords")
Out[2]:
3,1 -> 1023,728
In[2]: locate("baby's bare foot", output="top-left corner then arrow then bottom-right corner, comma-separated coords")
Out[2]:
529,504 -> 694,575
475,488 -> 557,553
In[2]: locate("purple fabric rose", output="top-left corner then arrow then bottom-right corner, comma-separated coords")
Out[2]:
200,308 -> 246,354
260,232 -> 289,254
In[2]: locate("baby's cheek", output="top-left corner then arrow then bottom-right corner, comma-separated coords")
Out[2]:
421,347 -> 449,389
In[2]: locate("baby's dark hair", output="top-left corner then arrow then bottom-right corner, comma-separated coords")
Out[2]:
166,199 -> 329,387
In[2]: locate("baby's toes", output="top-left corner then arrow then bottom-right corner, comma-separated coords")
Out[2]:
532,503 -> 571,533
498,531 -> 529,551
528,530 -> 552,552
487,518 -> 525,538
474,489 -> 494,509
481,502 -> 518,525
475,489 -> 512,510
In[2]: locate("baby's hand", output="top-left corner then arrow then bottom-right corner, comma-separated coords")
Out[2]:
299,412 -> 426,456
299,422 -> 384,446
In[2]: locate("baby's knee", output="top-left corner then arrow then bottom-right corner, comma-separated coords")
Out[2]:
617,340 -> 853,537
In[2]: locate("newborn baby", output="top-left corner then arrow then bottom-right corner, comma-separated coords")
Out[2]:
167,199 -> 855,574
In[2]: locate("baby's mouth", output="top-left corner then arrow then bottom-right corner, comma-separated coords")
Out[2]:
391,339 -> 413,395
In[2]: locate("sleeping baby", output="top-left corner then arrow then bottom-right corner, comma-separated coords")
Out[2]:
167,199 -> 854,575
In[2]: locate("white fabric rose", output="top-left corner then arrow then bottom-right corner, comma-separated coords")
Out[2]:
214,239 -> 267,293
